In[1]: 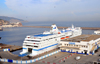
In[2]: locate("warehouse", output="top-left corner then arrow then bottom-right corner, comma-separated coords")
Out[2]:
60,35 -> 100,55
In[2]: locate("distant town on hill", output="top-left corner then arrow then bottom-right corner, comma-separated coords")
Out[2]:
0,19 -> 9,26
0,16 -> 26,22
0,19 -> 22,27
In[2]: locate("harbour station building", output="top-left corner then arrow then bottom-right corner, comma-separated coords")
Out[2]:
60,35 -> 100,55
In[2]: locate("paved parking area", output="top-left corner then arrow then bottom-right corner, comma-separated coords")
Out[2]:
1,49 -> 100,64
39,52 -> 71,63
31,49 -> 100,64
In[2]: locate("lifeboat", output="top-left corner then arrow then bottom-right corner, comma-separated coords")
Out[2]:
61,36 -> 69,40
58,32 -> 61,34
61,37 -> 65,40
66,36 -> 69,38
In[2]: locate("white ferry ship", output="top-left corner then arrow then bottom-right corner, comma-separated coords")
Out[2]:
20,24 -> 82,56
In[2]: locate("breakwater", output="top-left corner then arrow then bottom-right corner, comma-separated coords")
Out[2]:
22,26 -> 100,30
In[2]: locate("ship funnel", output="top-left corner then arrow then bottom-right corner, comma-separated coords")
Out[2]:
72,24 -> 74,29
51,24 -> 58,33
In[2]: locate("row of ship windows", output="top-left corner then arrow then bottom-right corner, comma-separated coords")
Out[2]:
24,42 -> 39,45
42,35 -> 66,41
24,43 -> 54,48
26,38 -> 57,42
26,40 -> 40,42
26,38 -> 58,42
63,44 -> 88,48
26,35 -> 65,42
26,38 -> 56,42
42,39 -> 57,41
25,45 -> 38,48
43,38 -> 55,41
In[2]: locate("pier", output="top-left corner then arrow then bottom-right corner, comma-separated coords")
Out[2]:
22,26 -> 100,30
0,43 -> 22,52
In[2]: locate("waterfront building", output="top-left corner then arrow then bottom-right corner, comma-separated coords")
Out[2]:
60,35 -> 100,55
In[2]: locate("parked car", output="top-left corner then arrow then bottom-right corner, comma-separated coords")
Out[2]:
75,56 -> 81,60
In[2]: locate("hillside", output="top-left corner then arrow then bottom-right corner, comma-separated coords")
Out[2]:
0,19 -> 9,26
0,16 -> 25,22
0,19 -> 22,27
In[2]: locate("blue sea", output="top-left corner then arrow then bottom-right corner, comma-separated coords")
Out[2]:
0,21 -> 100,55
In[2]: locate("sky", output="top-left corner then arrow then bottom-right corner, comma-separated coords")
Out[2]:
0,0 -> 100,22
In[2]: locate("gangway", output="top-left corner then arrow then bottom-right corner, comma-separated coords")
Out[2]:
18,52 -> 31,57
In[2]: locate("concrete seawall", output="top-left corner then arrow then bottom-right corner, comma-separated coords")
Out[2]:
22,26 -> 100,30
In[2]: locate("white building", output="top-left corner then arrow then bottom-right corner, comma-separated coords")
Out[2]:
60,35 -> 100,55
1,22 -> 22,27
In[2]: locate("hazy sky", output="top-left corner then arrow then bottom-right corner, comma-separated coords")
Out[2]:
0,0 -> 100,22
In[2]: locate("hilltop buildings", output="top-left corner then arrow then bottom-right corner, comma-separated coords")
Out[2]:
0,19 -> 22,27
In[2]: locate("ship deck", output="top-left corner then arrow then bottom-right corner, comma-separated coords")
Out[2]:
34,34 -> 53,37
62,34 -> 100,42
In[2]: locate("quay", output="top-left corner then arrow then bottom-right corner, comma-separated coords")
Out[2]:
1,48 -> 100,64
0,43 -> 22,52
22,26 -> 100,30
0,48 -> 61,64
